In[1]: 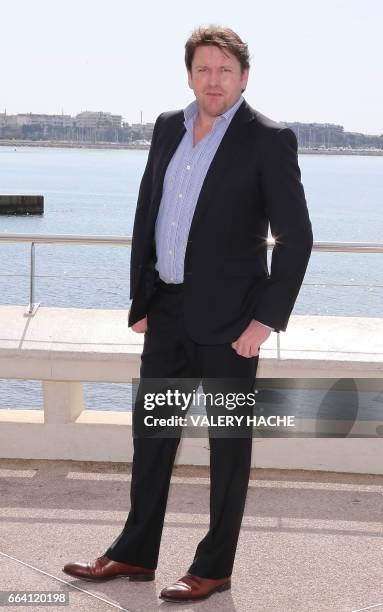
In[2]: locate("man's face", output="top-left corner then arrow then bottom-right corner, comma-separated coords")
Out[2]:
187,45 -> 249,118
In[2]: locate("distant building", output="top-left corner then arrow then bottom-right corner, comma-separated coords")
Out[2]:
131,122 -> 154,140
75,112 -> 122,129
7,113 -> 74,128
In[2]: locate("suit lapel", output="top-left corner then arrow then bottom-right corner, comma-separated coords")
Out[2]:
188,100 -> 255,239
147,100 -> 255,237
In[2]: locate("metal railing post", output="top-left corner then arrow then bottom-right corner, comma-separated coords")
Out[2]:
25,241 -> 40,316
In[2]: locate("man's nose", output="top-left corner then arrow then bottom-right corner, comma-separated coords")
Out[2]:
207,70 -> 221,87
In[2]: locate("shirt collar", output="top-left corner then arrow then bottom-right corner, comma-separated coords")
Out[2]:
183,94 -> 244,129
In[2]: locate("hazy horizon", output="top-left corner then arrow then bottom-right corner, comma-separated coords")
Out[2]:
1,0 -> 382,135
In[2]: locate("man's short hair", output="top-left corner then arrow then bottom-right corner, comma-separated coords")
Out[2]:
185,25 -> 250,73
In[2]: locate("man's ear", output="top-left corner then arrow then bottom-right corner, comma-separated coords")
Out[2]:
187,69 -> 193,90
241,67 -> 250,93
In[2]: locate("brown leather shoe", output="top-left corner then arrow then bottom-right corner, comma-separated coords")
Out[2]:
62,554 -> 155,582
159,572 -> 231,602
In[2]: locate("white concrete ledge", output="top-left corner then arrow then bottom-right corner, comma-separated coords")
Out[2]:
0,306 -> 382,379
0,305 -> 382,470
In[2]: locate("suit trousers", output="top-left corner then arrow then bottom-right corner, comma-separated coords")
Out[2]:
105,279 -> 259,579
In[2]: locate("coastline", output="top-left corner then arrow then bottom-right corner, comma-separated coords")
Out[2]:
0,140 -> 149,151
299,148 -> 383,156
0,139 -> 382,155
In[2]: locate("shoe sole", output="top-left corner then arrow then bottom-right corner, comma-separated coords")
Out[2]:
159,580 -> 231,602
62,569 -> 155,582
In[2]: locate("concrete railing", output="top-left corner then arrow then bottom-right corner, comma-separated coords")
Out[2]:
1,234 -> 382,471
0,305 -> 382,473
1,233 -> 382,358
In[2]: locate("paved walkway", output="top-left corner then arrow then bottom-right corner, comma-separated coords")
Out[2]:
1,459 -> 383,611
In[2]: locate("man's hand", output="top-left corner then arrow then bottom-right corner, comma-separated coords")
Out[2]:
130,315 -> 148,333
231,319 -> 272,358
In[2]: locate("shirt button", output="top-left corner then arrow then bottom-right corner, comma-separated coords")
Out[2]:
171,221 -> 176,226
178,193 -> 183,198
186,165 -> 191,170
170,277 -> 174,281
169,250 -> 172,255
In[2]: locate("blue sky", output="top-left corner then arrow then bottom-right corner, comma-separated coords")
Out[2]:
1,0 -> 382,133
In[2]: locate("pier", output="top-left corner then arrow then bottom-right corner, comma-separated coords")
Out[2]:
0,195 -> 43,215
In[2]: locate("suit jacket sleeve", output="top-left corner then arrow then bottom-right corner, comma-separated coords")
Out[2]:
252,127 -> 313,332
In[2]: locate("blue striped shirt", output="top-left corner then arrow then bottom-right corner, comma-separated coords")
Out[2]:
154,95 -> 244,283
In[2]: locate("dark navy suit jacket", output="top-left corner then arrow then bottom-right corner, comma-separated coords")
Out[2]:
128,99 -> 313,343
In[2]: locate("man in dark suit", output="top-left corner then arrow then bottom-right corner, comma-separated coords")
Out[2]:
63,25 -> 313,602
